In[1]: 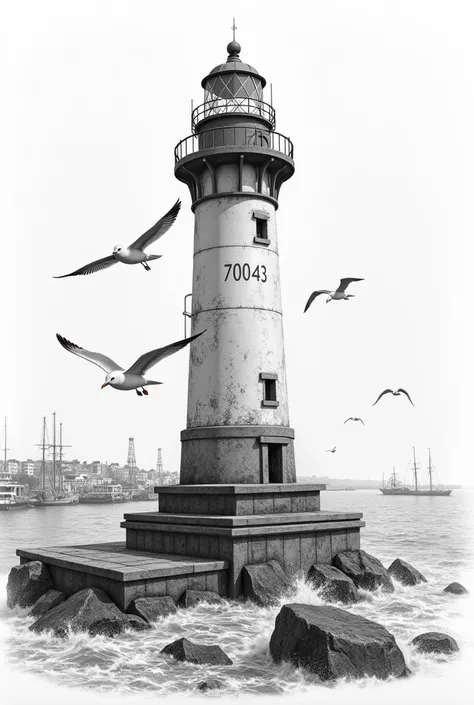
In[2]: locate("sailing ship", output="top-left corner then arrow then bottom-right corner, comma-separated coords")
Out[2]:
31,415 -> 79,506
380,447 -> 452,496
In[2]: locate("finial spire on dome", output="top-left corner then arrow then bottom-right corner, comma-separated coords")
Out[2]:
227,19 -> 241,63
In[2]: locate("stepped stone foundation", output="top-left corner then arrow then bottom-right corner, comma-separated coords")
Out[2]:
16,484 -> 364,604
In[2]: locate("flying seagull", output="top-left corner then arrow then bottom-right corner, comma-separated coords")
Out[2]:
56,330 -> 205,396
54,199 -> 181,278
372,388 -> 415,406
325,446 -> 337,453
304,278 -> 364,311
344,417 -> 365,426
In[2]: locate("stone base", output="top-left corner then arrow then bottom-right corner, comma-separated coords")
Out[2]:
121,484 -> 364,598
16,542 -> 228,611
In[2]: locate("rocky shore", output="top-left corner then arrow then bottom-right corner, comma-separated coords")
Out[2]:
7,549 -> 465,686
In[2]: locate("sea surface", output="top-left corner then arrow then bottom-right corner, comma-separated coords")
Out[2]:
1,490 -> 473,705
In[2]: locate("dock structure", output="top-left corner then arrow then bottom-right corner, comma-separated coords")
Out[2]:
16,36 -> 364,603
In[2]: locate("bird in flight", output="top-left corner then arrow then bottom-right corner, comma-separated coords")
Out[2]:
304,278 -> 364,311
326,446 -> 337,453
56,330 -> 205,396
372,389 -> 415,406
54,199 -> 181,278
344,417 -> 365,426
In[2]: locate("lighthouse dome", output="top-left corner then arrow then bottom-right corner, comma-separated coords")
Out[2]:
201,41 -> 266,102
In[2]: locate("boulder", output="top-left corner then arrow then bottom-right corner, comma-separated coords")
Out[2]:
269,603 -> 409,681
125,614 -> 152,632
178,590 -> 225,608
127,596 -> 177,623
242,560 -> 292,607
7,561 -> 54,608
333,550 -> 394,593
30,589 -> 66,617
307,564 -> 358,604
388,558 -> 427,586
29,588 -> 149,638
161,637 -> 232,666
197,679 -> 225,692
411,632 -> 459,655
444,582 -> 468,595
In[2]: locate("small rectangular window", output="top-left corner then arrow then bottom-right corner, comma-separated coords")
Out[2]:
260,372 -> 279,407
253,210 -> 270,245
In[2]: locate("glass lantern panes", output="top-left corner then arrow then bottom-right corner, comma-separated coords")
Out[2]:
202,73 -> 267,124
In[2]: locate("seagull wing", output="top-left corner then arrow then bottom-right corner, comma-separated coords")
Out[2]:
56,334 -> 123,373
125,329 -> 206,376
397,388 -> 415,406
128,199 -> 181,251
358,418 -> 366,425
304,291 -> 330,312
372,389 -> 394,406
336,277 -> 364,293
344,418 -> 352,424
53,255 -> 118,279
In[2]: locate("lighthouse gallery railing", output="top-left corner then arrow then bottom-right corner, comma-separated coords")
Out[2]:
175,126 -> 294,162
191,98 -> 276,131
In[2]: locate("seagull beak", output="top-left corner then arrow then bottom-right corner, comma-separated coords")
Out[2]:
101,382 -> 109,389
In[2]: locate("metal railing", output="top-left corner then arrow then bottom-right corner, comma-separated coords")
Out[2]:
192,98 -> 276,131
175,126 -> 294,162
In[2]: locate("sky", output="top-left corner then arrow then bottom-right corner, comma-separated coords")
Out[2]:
1,0 -> 473,485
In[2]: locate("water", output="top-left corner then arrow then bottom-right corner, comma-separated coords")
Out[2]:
1,491 -> 473,705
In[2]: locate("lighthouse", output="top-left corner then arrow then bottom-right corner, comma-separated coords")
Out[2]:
175,38 -> 296,485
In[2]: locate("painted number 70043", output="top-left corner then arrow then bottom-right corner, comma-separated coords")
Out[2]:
224,263 -> 267,283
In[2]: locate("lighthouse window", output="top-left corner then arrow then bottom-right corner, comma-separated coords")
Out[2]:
260,372 -> 279,407
253,210 -> 270,245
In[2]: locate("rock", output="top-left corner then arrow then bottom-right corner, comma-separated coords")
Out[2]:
333,550 -> 394,593
178,590 -> 225,608
197,679 -> 225,692
125,614 -> 151,631
444,582 -> 468,595
388,558 -> 427,586
161,637 -> 232,666
269,603 -> 409,681
30,589 -> 66,617
29,588 -> 149,638
411,632 -> 459,654
242,560 -> 293,606
307,564 -> 358,604
127,596 -> 177,622
7,561 -> 54,608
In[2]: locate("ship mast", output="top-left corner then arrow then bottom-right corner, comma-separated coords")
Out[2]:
42,416 -> 46,490
59,422 -> 63,493
52,411 -> 56,493
412,446 -> 418,491
3,417 -> 8,476
428,447 -> 433,492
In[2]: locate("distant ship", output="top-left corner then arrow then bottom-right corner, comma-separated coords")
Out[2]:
79,485 -> 129,503
380,448 -> 452,496
31,415 -> 79,507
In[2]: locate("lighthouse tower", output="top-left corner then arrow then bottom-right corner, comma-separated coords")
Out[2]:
175,39 -> 296,485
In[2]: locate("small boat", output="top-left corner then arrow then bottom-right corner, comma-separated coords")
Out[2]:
79,485 -> 129,503
31,415 -> 79,506
130,489 -> 156,501
380,448 -> 452,496
0,483 -> 33,510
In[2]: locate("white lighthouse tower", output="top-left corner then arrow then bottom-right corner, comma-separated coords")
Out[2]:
175,38 -> 296,485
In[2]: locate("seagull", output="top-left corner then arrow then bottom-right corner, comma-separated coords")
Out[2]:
54,199 -> 181,278
56,330 -> 205,396
344,417 -> 365,426
372,389 -> 415,406
325,446 -> 337,453
304,278 -> 364,311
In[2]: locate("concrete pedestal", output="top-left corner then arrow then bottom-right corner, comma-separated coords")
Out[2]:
121,484 -> 364,598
